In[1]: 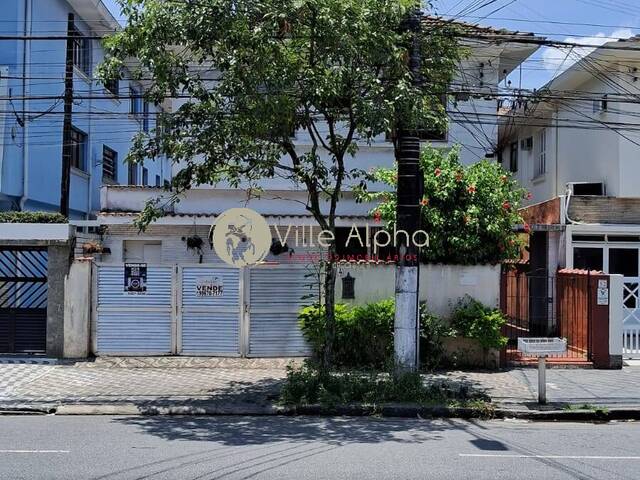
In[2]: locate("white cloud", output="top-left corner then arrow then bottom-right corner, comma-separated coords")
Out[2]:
541,28 -> 636,77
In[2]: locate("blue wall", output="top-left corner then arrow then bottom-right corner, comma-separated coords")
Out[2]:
0,0 -> 171,218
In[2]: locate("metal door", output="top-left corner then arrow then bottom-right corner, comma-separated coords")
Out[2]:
247,265 -> 314,357
96,264 -> 173,355
0,247 -> 48,354
179,266 -> 241,355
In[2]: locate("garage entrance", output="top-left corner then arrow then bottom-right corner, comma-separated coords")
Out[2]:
0,247 -> 48,354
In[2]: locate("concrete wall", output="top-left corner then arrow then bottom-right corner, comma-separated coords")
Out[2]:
63,258 -> 92,358
334,264 -> 501,319
46,244 -> 72,357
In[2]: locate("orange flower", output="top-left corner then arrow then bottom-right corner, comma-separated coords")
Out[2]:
467,185 -> 477,194
420,198 -> 429,207
455,172 -> 464,182
526,192 -> 533,200
501,175 -> 508,183
502,201 -> 511,211
434,168 -> 442,177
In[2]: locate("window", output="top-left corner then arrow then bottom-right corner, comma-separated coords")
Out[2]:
142,167 -> 149,186
593,95 -> 608,113
71,26 -> 91,76
155,175 -> 161,187
123,240 -> 162,263
609,249 -> 639,278
573,247 -> 603,271
130,86 -> 142,115
143,100 -> 150,132
102,146 -> 117,183
128,163 -> 138,185
509,142 -> 518,173
535,129 -> 546,177
70,126 -> 87,171
104,78 -> 119,97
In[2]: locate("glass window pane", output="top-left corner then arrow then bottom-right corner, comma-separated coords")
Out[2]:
573,247 -> 603,271
609,248 -> 639,277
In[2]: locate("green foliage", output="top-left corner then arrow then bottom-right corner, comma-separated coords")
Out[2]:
299,299 -> 450,370
358,146 -> 529,264
419,308 -> 451,370
0,211 -> 67,224
279,361 -> 489,408
450,296 -> 508,350
299,300 -> 395,369
101,0 -> 463,229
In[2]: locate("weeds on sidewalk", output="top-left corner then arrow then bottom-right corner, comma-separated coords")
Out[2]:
562,403 -> 610,415
279,362 -> 492,415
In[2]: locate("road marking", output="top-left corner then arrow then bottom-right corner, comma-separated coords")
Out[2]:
0,450 -> 69,454
460,454 -> 640,460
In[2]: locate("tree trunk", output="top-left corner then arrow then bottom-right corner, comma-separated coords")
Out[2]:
321,244 -> 338,372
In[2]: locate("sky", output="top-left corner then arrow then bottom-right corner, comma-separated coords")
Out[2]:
102,0 -> 640,90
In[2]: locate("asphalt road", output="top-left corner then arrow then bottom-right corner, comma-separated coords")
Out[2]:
0,416 -> 639,480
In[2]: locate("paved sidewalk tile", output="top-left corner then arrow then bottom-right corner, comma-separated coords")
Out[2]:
1,359 -> 639,409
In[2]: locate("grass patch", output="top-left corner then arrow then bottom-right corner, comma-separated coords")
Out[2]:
280,361 -> 491,415
563,403 -> 610,415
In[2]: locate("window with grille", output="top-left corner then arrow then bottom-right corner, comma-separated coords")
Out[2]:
71,26 -> 91,76
535,129 -> 546,177
70,126 -> 87,171
130,86 -> 142,115
104,78 -> 119,97
143,100 -> 150,132
509,142 -> 518,173
128,163 -> 138,185
102,146 -> 117,183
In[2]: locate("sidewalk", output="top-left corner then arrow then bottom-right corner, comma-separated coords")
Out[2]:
1,357 -> 640,415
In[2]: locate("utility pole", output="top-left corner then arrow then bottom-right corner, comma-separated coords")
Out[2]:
394,4 -> 423,373
59,13 -> 74,217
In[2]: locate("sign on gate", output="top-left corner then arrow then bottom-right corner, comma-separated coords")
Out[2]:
124,263 -> 147,295
196,276 -> 224,297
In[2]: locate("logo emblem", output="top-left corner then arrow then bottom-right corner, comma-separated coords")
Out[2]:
212,208 -> 271,267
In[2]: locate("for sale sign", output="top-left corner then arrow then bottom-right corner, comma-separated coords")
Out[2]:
124,263 -> 147,295
196,277 -> 224,297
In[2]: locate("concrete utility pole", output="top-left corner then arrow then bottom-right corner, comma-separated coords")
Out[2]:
394,5 -> 423,373
59,13 -> 74,218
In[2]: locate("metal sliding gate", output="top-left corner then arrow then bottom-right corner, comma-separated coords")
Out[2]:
0,247 -> 48,354
96,265 -> 173,355
179,266 -> 241,356
247,265 -> 314,357
95,263 -> 314,357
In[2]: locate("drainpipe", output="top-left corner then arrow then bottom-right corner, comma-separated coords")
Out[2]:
19,0 -> 32,211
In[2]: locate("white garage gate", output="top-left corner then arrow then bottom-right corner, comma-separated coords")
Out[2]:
179,266 -> 241,356
94,262 -> 314,357
95,265 -> 174,355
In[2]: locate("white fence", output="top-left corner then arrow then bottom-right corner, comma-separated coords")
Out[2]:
623,278 -> 640,358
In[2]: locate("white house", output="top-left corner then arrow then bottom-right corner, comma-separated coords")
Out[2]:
98,18 -> 542,261
84,19 -> 542,358
499,37 -> 640,357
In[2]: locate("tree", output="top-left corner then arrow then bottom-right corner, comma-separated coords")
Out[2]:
100,0 -> 462,369
358,146 -> 530,264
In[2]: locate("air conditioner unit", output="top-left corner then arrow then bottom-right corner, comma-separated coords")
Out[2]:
520,137 -> 533,151
567,182 -> 606,196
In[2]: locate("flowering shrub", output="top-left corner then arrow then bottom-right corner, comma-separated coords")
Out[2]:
358,146 -> 528,264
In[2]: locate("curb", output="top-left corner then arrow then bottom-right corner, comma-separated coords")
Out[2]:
1,403 -> 639,421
